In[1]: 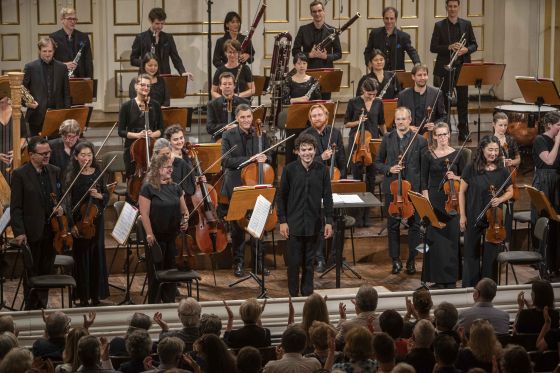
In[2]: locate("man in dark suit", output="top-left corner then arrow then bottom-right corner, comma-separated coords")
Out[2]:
11,136 -> 63,309
430,0 -> 477,141
50,7 -> 93,78
130,7 -> 192,79
397,64 -> 446,136
363,6 -> 421,71
220,104 -> 270,277
23,37 -> 71,136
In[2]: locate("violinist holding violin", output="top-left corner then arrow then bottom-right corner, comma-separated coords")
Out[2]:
459,135 -> 513,287
374,107 -> 427,275
67,141 -> 109,307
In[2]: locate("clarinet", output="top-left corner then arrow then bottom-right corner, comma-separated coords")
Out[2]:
304,80 -> 320,99
376,73 -> 395,100
68,42 -> 85,78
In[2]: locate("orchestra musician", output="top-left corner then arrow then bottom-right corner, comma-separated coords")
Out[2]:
48,119 -> 81,176
139,153 -> 190,303
130,7 -> 193,79
459,135 -> 513,287
363,6 -> 421,71
50,7 -> 93,78
213,11 -> 255,68
128,52 -> 170,107
211,40 -> 255,99
23,37 -> 71,136
374,107 -> 426,275
10,136 -> 63,310
356,49 -> 400,98
153,138 -> 195,197
397,64 -> 446,135
206,72 -> 250,140
164,124 -> 197,193
278,133 -> 333,297
0,94 -> 28,179
420,123 -> 464,289
67,141 -> 109,307
220,104 -> 271,278
430,0 -> 478,142
117,74 -> 163,178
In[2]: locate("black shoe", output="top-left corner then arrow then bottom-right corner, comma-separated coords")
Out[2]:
257,264 -> 270,276
406,260 -> 416,275
234,263 -> 245,277
315,260 -> 326,273
391,260 -> 402,274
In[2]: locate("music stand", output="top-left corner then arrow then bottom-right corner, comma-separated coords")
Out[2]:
525,185 -> 560,222
457,63 -> 505,143
253,75 -> 266,105
162,107 -> 189,129
194,143 -> 222,174
516,77 -> 560,131
382,99 -> 398,130
41,107 -> 90,137
286,101 -> 335,130
161,75 -> 188,98
225,186 -> 276,298
369,139 -> 382,160
69,78 -> 95,105
408,191 -> 446,289
395,70 -> 414,89
307,68 -> 343,93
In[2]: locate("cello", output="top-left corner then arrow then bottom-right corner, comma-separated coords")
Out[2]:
350,108 -> 373,167
485,185 -> 507,244
442,158 -> 460,215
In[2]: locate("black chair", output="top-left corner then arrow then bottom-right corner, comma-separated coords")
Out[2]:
529,350 -> 559,372
513,210 -> 533,251
510,333 -> 539,351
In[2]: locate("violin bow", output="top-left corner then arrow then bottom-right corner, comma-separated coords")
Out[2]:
237,134 -> 295,169
346,107 -> 366,170
437,133 -> 471,190
177,144 -> 238,187
474,166 -> 517,227
186,172 -> 227,222
71,155 -> 118,213
48,161 -> 89,219
94,122 -> 118,158
326,100 -> 340,146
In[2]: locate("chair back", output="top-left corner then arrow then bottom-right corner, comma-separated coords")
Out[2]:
534,216 -> 549,241
114,200 -> 125,217
103,151 -> 126,173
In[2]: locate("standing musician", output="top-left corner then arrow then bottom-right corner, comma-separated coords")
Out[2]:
421,123 -> 464,289
397,64 -> 446,135
130,7 -> 193,79
23,37 -> 71,136
67,141 -> 109,307
50,7 -> 93,78
139,153 -> 190,303
220,104 -> 271,278
48,119 -> 81,175
206,72 -> 250,140
356,49 -> 400,98
292,0 -> 342,100
211,40 -> 255,99
459,135 -> 513,287
153,138 -> 195,197
278,133 -> 333,297
117,74 -> 163,178
213,11 -> 255,68
0,94 -> 28,179
10,136 -> 63,310
164,125 -> 196,193
430,0 -> 477,142
363,6 -> 420,71
128,52 -> 170,107
344,78 -> 385,227
374,107 -> 427,275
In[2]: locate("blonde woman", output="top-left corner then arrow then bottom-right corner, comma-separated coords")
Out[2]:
456,319 -> 502,372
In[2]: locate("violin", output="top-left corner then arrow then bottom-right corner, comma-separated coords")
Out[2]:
329,143 -> 341,181
501,142 -> 519,201
442,158 -> 460,215
351,108 -> 373,166
49,193 -> 73,254
76,186 -> 99,240
485,185 -> 506,244
388,155 -> 414,219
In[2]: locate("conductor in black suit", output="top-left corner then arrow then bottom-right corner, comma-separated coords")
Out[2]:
130,7 -> 193,79
23,37 -> 71,136
430,0 -> 477,141
363,7 -> 420,71
50,7 -> 93,78
10,136 -> 63,309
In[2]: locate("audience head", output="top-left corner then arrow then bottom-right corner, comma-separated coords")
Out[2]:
412,319 -> 435,349
343,326 -> 373,362
236,346 -> 262,373
194,333 -> 238,373
301,293 -> 329,344
373,332 -> 395,364
178,297 -> 201,328
77,335 -> 101,368
0,332 -> 17,361
355,285 -> 378,313
199,313 -> 222,336
500,345 -> 533,373
434,301 -> 458,332
309,321 -> 336,351
45,311 -> 71,339
531,279 -> 554,310
158,336 -> 185,367
412,289 -> 433,317
379,309 -> 404,339
468,319 -> 501,363
126,329 -> 152,361
239,298 -> 263,324
0,316 -> 15,335
433,334 -> 458,367
281,325 -> 307,354
63,327 -> 89,372
0,347 -> 32,373
475,278 -> 498,303
128,312 -> 152,332
391,363 -> 416,373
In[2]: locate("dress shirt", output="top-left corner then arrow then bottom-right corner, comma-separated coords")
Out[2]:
263,353 -> 321,373
457,302 -> 510,335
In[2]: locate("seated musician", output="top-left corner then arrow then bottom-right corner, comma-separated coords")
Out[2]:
128,52 -> 170,107
220,104 -> 270,278
356,49 -> 400,99
48,119 -> 81,175
206,72 -> 250,140
0,94 -> 28,179
211,40 -> 254,99
153,138 -> 195,197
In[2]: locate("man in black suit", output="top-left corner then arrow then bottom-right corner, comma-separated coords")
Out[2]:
11,136 -> 63,309
130,7 -> 192,79
397,64 -> 446,136
363,6 -> 421,71
50,7 -> 93,78
220,104 -> 270,277
430,0 -> 477,141
23,37 -> 71,136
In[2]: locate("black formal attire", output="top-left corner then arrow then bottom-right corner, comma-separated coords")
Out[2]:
140,182 -> 184,303
117,99 -> 163,177
405,347 -> 436,373
374,130 -> 427,265
213,33 -> 255,68
48,137 -> 78,177
516,308 -> 560,334
130,30 -> 186,75
356,70 -> 400,99
397,86 -> 447,132
206,96 -> 250,139
499,135 -> 520,244
364,27 -> 421,70
212,65 -> 253,97
32,336 -> 65,360
128,77 -> 170,107
461,164 -> 511,287
292,22 -> 342,100
223,324 -> 272,349
421,150 -> 465,286
50,28 -> 94,78
455,348 -> 492,373
0,113 -> 28,180
23,59 -> 71,136
430,18 -> 477,138
118,359 -> 145,373
172,157 -> 195,197
278,159 -> 333,297
10,162 -> 61,309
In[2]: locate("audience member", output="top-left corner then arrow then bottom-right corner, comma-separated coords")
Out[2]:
456,319 -> 502,373
434,302 -> 461,345
193,333 -> 237,373
304,321 -> 343,367
373,332 -> 396,373
379,309 -> 408,358
55,327 -> 89,373
514,279 -> 559,334
300,293 -> 330,352
0,332 -> 17,361
32,311 -> 71,360
500,344 -> 533,373
118,329 -> 152,373
337,285 -> 379,345
76,335 -> 117,372
332,326 -> 377,372
0,316 -> 16,335
199,314 -> 222,337
402,289 -> 433,338
391,362 -> 416,373
155,298 -> 202,351
0,347 -> 32,373
263,325 -> 320,373
223,298 -> 271,349
433,334 -> 460,373
405,319 -> 436,373
109,312 -> 152,356
236,346 -> 262,373
144,336 -> 192,373
537,306 -> 560,351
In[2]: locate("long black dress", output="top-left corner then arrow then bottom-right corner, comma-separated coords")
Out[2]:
421,150 -> 464,286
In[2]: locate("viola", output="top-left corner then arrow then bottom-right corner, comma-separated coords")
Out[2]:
485,185 -> 506,244
421,106 -> 434,145
501,142 -> 519,201
49,193 -> 73,254
76,191 -> 99,240
329,143 -> 341,181
388,155 -> 414,219
351,108 -> 373,166
442,158 -> 460,215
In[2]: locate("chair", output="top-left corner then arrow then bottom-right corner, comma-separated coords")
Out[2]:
529,350 -> 559,372
513,210 -> 532,250
510,333 -> 539,351
496,217 -> 547,284
102,151 -> 127,201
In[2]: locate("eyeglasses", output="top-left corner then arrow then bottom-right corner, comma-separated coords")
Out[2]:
33,151 -> 51,157
435,133 -> 449,137
64,17 -> 78,22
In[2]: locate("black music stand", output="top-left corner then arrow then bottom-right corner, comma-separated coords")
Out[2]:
457,63 -> 505,143
516,77 -> 560,132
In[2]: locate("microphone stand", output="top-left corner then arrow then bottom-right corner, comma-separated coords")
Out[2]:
207,0 -> 213,101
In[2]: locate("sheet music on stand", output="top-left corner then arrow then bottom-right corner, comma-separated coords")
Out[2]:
111,202 -> 139,245
332,193 -> 364,204
246,195 -> 272,239
0,207 -> 9,235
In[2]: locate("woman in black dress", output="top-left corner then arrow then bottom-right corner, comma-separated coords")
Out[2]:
421,123 -> 464,288
212,11 -> 255,68
211,40 -> 254,99
152,137 -> 195,197
67,141 -> 109,306
356,49 -> 400,99
459,135 -> 514,287
128,52 -> 170,107
139,153 -> 189,303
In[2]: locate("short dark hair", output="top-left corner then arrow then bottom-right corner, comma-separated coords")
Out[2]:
236,346 -> 261,373
411,63 -> 429,75
45,311 -> 70,338
355,285 -> 378,312
379,309 -> 404,339
0,316 -> 15,334
219,71 -> 235,84
542,111 -> 560,128
373,333 -> 395,363
281,325 -> 307,353
293,52 -> 309,65
531,279 -> 555,310
434,302 -> 458,331
368,49 -> 386,63
164,124 -> 184,140
141,52 -> 159,75
361,78 -> 379,93
412,289 -> 433,315
433,334 -> 459,366
129,312 -> 152,330
295,133 -> 317,151
382,6 -> 399,18
223,39 -> 241,52
235,103 -> 252,116
157,337 -> 184,365
224,11 -> 241,33
476,277 -> 497,302
446,0 -> 461,5
199,313 -> 222,336
28,136 -> 49,153
77,335 -> 100,367
500,345 -> 532,373
309,1 -> 324,10
126,329 -> 152,360
148,7 -> 166,22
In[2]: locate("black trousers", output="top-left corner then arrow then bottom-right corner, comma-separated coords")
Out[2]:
219,203 -> 263,267
287,235 -> 317,297
435,73 -> 469,136
24,228 -> 56,310
384,193 -> 421,262
462,223 -> 502,287
146,234 -> 177,303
